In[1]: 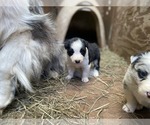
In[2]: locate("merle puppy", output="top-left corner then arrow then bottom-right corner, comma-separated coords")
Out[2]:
122,52 -> 150,113
64,37 -> 100,83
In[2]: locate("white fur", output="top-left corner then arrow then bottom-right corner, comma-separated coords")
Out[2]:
70,40 -> 84,64
66,49 -> 90,83
123,52 -> 150,113
0,0 -> 64,110
66,40 -> 91,83
90,68 -> 99,77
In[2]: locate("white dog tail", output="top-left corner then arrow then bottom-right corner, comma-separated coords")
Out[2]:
13,65 -> 34,93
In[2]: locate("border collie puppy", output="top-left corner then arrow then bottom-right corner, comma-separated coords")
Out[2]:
0,0 -> 65,111
122,52 -> 150,113
64,37 -> 100,83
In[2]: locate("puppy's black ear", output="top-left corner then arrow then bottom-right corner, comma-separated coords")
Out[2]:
64,40 -> 70,50
130,55 -> 139,64
130,54 -> 141,68
130,52 -> 147,65
81,38 -> 89,48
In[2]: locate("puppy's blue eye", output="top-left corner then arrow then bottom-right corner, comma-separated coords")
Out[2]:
137,69 -> 148,80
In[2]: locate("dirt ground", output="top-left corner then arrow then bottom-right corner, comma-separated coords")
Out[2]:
61,49 -> 150,119
1,49 -> 150,119
61,48 -> 131,119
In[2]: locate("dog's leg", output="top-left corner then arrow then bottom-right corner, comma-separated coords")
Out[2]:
122,88 -> 138,113
0,77 -> 16,111
90,59 -> 100,77
66,66 -> 75,80
82,65 -> 90,83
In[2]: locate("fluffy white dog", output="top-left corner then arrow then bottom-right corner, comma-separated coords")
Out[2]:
0,0 -> 64,111
122,52 -> 150,113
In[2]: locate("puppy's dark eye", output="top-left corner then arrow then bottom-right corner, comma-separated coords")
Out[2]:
80,48 -> 86,56
137,69 -> 148,80
67,49 -> 74,56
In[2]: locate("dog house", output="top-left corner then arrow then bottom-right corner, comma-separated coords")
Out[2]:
56,0 -> 106,48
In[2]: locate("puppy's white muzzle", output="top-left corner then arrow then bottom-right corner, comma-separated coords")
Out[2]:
70,54 -> 84,64
138,81 -> 150,99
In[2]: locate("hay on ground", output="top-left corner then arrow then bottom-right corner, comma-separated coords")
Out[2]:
1,49 -> 128,119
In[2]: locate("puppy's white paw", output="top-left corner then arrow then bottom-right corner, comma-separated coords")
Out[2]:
82,77 -> 89,83
122,104 -> 135,113
50,71 -> 59,79
65,75 -> 73,80
93,70 -> 99,77
90,69 -> 99,77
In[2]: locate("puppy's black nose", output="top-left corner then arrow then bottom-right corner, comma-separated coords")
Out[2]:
75,60 -> 80,64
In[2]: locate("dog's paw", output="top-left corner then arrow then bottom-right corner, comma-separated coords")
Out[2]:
65,75 -> 73,80
82,77 -> 89,83
122,104 -> 135,113
93,70 -> 99,77
50,71 -> 59,79
90,69 -> 99,77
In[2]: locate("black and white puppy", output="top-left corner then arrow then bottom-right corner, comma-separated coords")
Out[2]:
122,52 -> 150,113
64,37 -> 100,83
